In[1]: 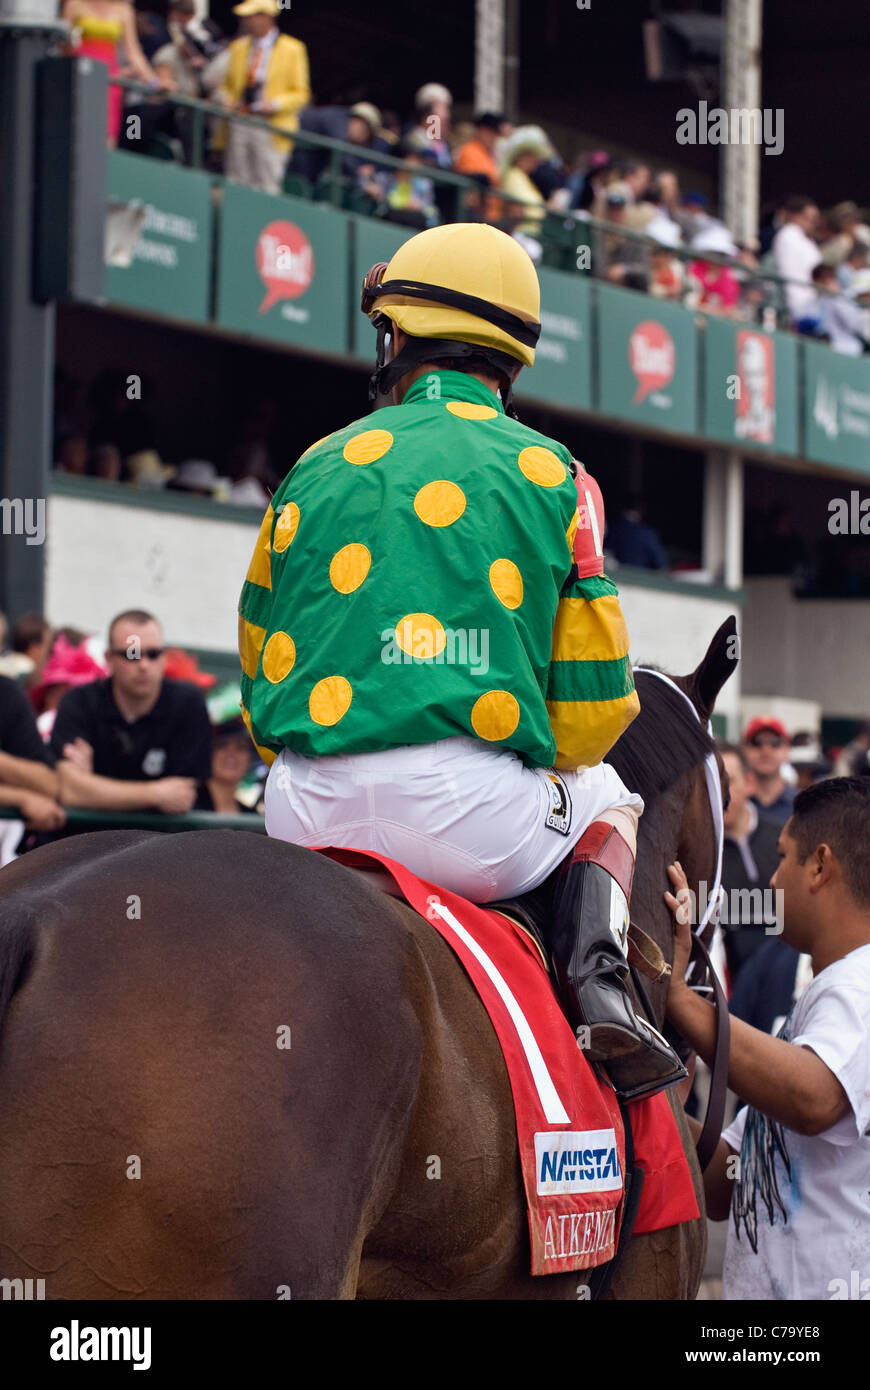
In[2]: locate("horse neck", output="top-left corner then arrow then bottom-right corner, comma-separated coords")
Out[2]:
632,762 -> 717,1026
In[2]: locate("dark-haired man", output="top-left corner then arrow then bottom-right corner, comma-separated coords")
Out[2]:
51,610 -> 212,815
666,777 -> 870,1300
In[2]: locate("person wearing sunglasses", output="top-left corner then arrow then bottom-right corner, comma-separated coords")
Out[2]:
48,609 -> 213,823
742,715 -> 796,827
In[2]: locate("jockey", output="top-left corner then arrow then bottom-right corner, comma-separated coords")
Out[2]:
238,222 -> 685,1101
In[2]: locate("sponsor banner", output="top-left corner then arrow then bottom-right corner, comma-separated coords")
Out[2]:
803,340 -> 870,475
105,151 -> 212,322
518,270 -> 592,411
703,319 -> 797,454
216,186 -> 348,353
535,1128 -> 622,1195
597,283 -> 698,435
351,216 -> 414,361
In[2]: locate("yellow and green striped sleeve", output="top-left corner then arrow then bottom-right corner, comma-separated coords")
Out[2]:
546,573 -> 640,771
238,504 -> 280,766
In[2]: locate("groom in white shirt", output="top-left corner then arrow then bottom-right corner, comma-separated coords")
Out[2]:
665,777 -> 870,1300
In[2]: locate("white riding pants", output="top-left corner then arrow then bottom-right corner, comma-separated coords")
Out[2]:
265,737 -> 643,902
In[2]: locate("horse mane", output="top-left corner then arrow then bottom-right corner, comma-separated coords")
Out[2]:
604,666 -> 714,808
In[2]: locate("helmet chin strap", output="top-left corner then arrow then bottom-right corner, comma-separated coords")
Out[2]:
369,325 -> 521,417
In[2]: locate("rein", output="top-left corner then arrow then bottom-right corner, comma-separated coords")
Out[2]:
633,667 -> 731,1173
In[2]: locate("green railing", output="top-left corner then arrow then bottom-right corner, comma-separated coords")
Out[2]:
112,77 -> 800,326
0,805 -> 265,833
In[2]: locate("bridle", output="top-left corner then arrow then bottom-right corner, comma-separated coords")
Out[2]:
633,667 -> 730,1173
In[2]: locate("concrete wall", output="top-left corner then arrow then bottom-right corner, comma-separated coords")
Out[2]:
741,578 -> 870,719
617,580 -> 741,730
46,487 -> 743,727
46,490 -> 260,655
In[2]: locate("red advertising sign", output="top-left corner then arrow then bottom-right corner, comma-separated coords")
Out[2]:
628,320 -> 676,404
256,220 -> 315,314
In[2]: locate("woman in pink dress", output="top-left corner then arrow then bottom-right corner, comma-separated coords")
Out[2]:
62,0 -> 164,146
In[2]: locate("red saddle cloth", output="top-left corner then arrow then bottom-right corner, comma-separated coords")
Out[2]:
316,846 -> 699,1277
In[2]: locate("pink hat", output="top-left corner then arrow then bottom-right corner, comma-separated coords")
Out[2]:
32,634 -> 107,712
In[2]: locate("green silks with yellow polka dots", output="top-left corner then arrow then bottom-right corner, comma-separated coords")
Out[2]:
238,369 -> 638,770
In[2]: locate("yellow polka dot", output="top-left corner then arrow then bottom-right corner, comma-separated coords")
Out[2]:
518,446 -> 567,488
471,690 -> 521,742
343,429 -> 394,466
566,510 -> 579,556
309,676 -> 352,726
329,543 -> 371,594
262,631 -> 296,684
394,613 -> 447,660
446,400 -> 498,420
414,480 -> 467,527
489,558 -> 523,609
273,502 -> 300,553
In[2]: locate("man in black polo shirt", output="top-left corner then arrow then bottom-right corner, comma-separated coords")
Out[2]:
0,674 -> 65,834
52,609 -> 212,814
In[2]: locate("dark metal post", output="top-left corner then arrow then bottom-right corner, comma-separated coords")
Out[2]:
0,0 -> 65,620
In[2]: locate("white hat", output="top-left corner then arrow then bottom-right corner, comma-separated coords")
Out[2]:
348,102 -> 382,137
415,82 -> 452,112
127,449 -> 176,488
501,124 -> 555,168
691,224 -> 738,257
173,459 -> 228,493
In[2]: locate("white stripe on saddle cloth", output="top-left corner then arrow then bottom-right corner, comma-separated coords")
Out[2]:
427,897 -> 571,1126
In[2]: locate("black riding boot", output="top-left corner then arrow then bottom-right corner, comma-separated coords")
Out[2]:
549,822 -> 687,1102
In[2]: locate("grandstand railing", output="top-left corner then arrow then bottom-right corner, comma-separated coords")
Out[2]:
0,805 -> 265,833
113,77 -> 805,329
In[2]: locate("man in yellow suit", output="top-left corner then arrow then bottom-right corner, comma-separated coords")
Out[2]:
220,0 -> 310,195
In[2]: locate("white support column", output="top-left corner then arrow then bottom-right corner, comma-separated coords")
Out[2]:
723,448 -> 744,591
475,0 -> 506,114
702,450 -> 727,582
721,0 -> 762,247
702,449 -> 744,589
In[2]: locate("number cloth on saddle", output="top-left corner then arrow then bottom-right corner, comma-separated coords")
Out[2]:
239,369 -> 638,769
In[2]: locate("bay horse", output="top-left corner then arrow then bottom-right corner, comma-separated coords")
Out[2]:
0,619 -> 736,1300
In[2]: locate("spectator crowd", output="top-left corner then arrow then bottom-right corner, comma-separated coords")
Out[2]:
0,607 -> 264,867
62,0 -> 870,349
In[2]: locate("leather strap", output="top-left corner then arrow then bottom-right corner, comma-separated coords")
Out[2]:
688,931 -> 730,1173
627,920 -> 671,982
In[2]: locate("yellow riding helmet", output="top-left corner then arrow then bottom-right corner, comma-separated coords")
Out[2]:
364,223 -> 541,367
